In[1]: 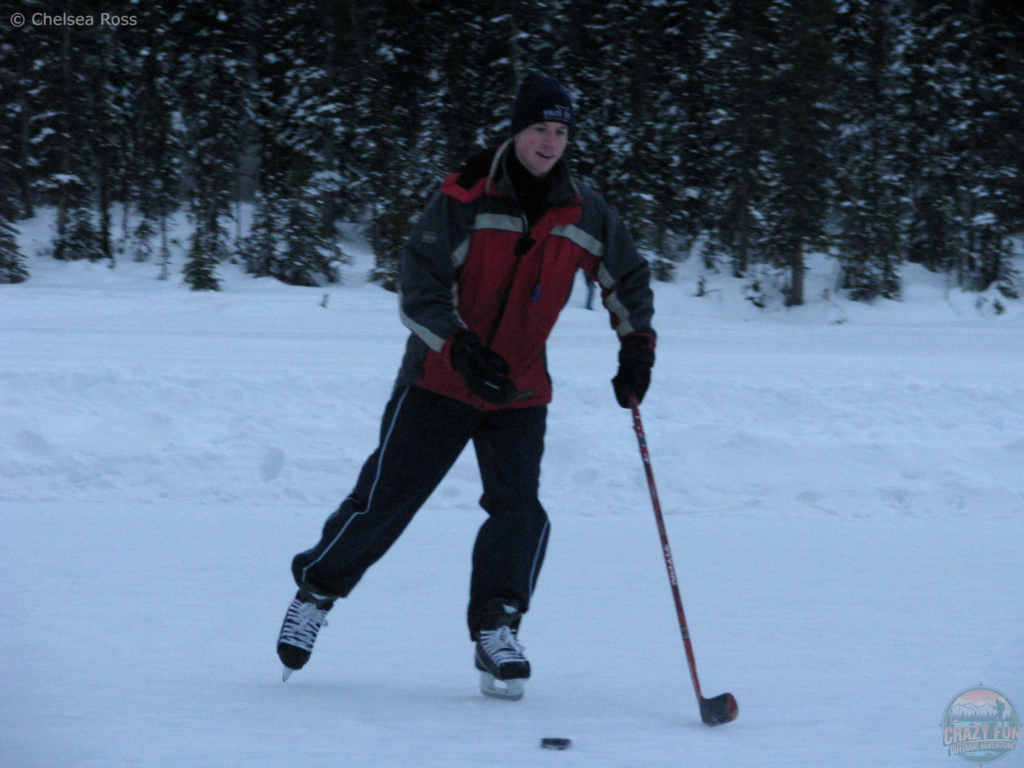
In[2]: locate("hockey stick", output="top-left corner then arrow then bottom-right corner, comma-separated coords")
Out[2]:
629,397 -> 738,726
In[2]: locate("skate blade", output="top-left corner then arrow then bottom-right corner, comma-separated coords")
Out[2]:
479,671 -> 525,701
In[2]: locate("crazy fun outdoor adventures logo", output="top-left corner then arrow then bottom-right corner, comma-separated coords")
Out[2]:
941,686 -> 1020,763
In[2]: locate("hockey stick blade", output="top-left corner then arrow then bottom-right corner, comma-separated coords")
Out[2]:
700,692 -> 739,726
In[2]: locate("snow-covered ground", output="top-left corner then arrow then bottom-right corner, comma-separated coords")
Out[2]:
2,214 -> 1023,767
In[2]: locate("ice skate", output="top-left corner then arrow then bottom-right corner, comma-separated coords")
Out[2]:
474,599 -> 529,700
277,586 -> 334,680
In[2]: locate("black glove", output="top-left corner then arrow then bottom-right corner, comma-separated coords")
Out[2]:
612,333 -> 655,408
450,329 -> 519,405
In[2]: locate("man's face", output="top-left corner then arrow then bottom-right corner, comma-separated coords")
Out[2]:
513,121 -> 569,178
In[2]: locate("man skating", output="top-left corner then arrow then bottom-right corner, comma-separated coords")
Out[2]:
277,73 -> 656,699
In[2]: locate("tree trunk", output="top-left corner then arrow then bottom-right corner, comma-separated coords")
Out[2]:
319,2 -> 338,239
98,154 -> 112,261
788,241 -> 805,306
56,25 -> 73,246
15,47 -> 34,218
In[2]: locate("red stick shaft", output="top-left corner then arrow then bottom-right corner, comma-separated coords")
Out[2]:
629,399 -> 705,704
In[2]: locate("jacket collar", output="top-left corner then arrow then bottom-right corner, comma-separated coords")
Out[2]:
487,140 -> 578,208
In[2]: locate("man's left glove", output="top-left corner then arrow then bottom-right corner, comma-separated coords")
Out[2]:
612,333 -> 655,408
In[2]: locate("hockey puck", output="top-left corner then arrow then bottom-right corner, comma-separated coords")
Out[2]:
541,738 -> 571,750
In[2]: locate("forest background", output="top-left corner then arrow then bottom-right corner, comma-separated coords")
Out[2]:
1,0 -> 1021,306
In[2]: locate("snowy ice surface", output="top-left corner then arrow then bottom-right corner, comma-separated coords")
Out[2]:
2,214 -> 1023,767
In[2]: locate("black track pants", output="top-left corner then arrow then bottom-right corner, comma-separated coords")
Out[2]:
292,385 -> 550,637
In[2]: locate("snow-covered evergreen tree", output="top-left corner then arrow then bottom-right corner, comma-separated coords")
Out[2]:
0,165 -> 27,282
243,186 -> 339,287
131,5 -> 182,269
35,21 -> 103,262
953,0 -> 1021,297
0,23 -> 29,282
642,0 -> 717,274
50,175 -> 104,261
280,187 -> 339,286
87,26 -> 134,263
759,0 -> 837,306
904,0 -> 1021,294
0,213 -> 25,283
363,0 -> 447,291
703,0 -> 778,277
833,0 -> 905,301
0,3 -> 38,220
431,3 -> 517,165
246,0 -> 347,287
240,190 -> 281,279
175,0 -> 251,290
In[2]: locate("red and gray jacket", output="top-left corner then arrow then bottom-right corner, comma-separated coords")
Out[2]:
395,141 -> 656,410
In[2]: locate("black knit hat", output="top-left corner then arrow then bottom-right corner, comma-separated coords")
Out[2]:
510,73 -> 574,137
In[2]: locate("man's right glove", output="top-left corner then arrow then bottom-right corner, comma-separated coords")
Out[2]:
612,333 -> 655,408
450,328 -> 519,405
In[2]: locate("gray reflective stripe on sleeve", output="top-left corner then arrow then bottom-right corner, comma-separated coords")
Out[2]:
605,290 -> 635,336
554,230 -> 633,333
451,236 -> 470,268
474,213 -> 523,233
397,289 -> 446,352
550,224 -> 604,258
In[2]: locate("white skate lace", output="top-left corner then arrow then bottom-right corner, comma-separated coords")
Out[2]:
479,625 -> 526,665
280,599 -> 328,651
